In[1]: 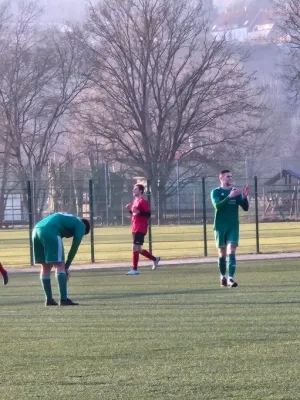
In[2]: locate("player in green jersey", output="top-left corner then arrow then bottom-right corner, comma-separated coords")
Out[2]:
211,170 -> 249,287
32,213 -> 90,306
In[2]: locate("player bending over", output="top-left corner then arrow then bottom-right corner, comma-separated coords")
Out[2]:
32,213 -> 90,306
126,184 -> 160,275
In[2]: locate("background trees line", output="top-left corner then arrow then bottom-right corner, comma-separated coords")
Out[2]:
0,0 -> 299,222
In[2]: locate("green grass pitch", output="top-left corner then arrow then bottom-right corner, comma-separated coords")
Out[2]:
1,259 -> 300,399
1,222 -> 300,267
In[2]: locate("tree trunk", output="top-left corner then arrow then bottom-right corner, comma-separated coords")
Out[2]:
0,169 -> 8,225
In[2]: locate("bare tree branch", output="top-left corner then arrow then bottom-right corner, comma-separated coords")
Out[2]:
79,0 -> 266,175
0,1 -> 92,219
272,0 -> 300,104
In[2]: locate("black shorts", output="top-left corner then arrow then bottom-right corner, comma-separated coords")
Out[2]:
132,232 -> 146,245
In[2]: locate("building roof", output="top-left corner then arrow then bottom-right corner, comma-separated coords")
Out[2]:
264,170 -> 300,186
251,9 -> 274,29
212,8 -> 259,31
212,7 -> 273,33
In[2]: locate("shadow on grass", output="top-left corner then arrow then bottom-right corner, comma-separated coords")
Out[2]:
1,287 -> 300,307
80,288 -> 221,299
77,287 -> 300,305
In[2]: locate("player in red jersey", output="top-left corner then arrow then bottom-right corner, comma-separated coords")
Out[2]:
125,184 -> 160,275
0,263 -> 8,285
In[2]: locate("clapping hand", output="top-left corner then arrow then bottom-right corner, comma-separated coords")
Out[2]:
242,185 -> 250,198
228,188 -> 242,198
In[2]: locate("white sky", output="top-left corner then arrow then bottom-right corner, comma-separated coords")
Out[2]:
16,0 -> 234,23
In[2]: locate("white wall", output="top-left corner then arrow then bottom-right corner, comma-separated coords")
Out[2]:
4,194 -> 23,222
211,27 -> 248,41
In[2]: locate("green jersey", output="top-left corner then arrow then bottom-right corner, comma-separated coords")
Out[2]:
211,187 -> 249,231
35,213 -> 85,267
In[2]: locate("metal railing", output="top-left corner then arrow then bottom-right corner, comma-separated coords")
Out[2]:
1,175 -> 300,267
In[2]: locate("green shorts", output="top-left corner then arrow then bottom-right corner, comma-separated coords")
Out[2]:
32,228 -> 65,264
214,228 -> 239,248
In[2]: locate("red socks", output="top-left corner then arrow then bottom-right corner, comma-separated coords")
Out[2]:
0,263 -> 5,275
132,252 -> 139,270
132,250 -> 156,270
141,250 -> 156,261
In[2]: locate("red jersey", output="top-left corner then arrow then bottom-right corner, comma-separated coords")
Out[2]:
131,197 -> 150,234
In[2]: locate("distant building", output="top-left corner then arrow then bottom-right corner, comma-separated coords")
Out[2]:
3,194 -> 28,225
211,7 -> 277,43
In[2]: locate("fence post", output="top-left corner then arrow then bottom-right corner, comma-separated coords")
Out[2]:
89,179 -> 95,263
121,192 -> 124,225
27,180 -> 34,266
157,179 -> 160,226
147,179 -> 153,254
254,176 -> 260,254
104,162 -> 109,225
176,159 -> 180,224
193,188 -> 196,223
202,177 -> 208,257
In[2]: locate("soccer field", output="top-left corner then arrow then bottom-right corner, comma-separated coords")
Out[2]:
1,259 -> 300,399
1,222 -> 300,267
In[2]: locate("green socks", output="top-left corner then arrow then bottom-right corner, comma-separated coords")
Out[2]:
55,272 -> 68,301
218,257 -> 226,276
41,275 -> 53,301
41,272 -> 68,301
228,254 -> 236,278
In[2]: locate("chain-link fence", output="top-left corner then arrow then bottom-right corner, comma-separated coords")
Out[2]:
1,173 -> 300,267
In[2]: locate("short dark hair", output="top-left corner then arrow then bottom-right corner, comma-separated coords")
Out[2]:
81,218 -> 90,235
219,169 -> 231,178
135,184 -> 145,194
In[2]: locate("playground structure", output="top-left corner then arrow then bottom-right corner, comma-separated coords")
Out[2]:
262,169 -> 300,220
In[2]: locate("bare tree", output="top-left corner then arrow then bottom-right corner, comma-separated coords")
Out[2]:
0,128 -> 14,225
0,1 -> 92,221
0,1 -> 17,224
272,0 -> 300,105
237,76 -> 292,178
78,0 -> 267,219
